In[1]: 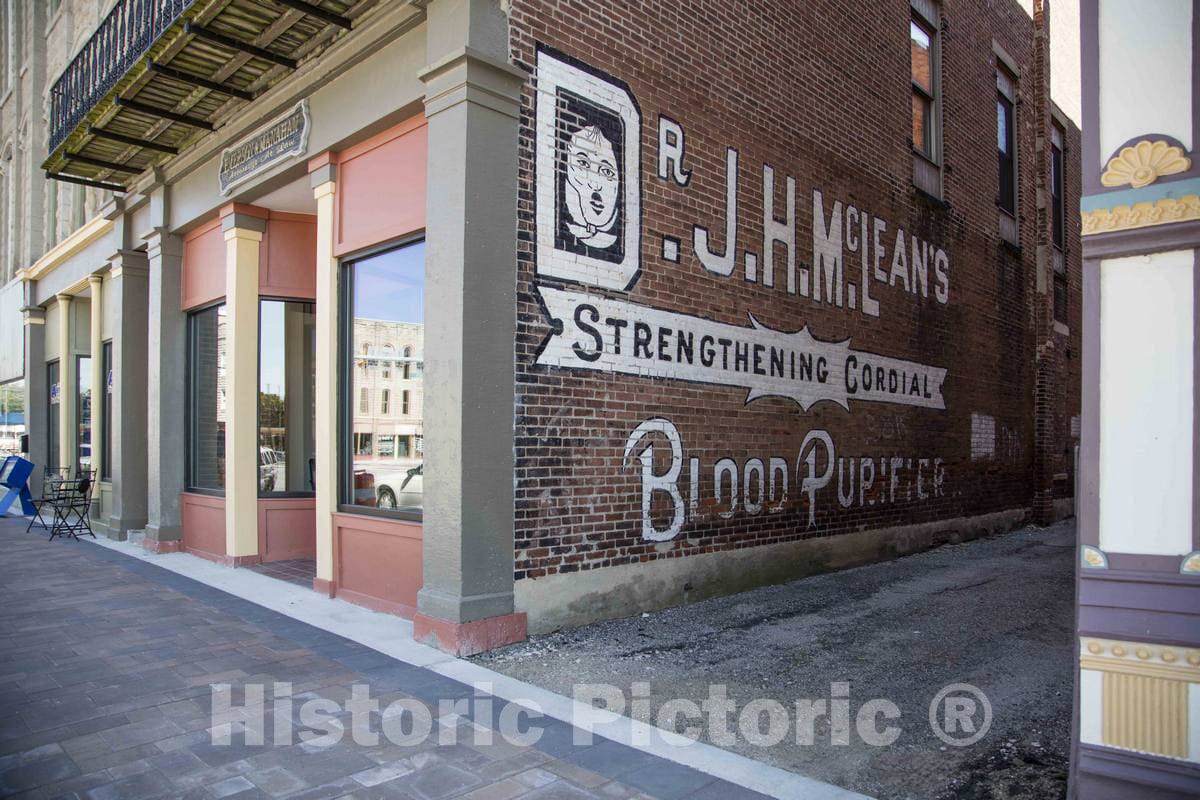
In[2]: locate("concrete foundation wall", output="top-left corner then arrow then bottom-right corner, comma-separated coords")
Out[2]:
517,507 -> 1028,634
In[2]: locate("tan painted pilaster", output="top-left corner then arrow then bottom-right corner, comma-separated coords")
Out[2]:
221,210 -> 265,561
56,294 -> 74,474
310,160 -> 338,586
87,274 -> 104,484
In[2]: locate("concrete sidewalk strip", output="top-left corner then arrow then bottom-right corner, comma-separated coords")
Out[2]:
0,522 -> 873,800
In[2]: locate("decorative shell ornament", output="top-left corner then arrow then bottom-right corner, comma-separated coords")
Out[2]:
1081,545 -> 1108,569
1181,551 -> 1200,574
1101,140 -> 1191,189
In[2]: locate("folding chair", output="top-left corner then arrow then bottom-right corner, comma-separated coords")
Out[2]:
48,470 -> 96,541
26,468 -> 70,534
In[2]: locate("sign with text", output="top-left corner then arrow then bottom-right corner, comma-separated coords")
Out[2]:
537,287 -> 947,412
218,100 -> 310,195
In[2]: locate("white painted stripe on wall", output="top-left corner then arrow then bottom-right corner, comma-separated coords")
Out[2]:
1099,251 -> 1194,557
1080,668 -> 1104,746
1098,0 -> 1192,161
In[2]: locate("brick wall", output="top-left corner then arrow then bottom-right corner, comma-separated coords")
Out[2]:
508,1 -> 1082,592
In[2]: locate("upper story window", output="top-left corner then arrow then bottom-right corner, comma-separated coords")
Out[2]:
1051,124 -> 1065,250
910,16 -> 938,162
997,68 -> 1017,218
910,0 -> 942,197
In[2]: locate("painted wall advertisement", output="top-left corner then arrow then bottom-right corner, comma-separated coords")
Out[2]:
531,45 -> 953,541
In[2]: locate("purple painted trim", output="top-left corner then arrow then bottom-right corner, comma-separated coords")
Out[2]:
1080,257 -> 1100,548
1105,553 -> 1189,572
1080,0 -> 1200,196
1077,743 -> 1200,800
1079,570 -> 1200,648
1083,220 -> 1200,259
1194,250 -> 1199,551
1081,0 -> 1101,195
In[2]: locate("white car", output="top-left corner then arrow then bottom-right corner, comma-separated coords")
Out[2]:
371,462 -> 423,511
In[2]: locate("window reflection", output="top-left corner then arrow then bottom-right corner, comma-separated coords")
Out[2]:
259,300 -> 316,495
187,304 -> 227,492
344,241 -> 425,515
77,356 -> 91,471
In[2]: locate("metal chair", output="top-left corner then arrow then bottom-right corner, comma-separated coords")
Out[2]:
26,468 -> 71,533
48,469 -> 97,541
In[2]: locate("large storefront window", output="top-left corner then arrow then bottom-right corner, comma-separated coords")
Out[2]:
342,240 -> 425,516
46,361 -> 60,473
259,300 -> 316,495
187,304 -> 227,493
76,355 -> 92,472
101,342 -> 112,480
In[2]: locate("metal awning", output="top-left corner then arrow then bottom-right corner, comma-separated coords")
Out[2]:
42,0 -> 374,192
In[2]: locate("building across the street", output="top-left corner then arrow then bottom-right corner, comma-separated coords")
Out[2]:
0,0 -> 1079,656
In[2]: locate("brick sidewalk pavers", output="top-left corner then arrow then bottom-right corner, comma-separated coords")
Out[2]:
0,517 -> 764,800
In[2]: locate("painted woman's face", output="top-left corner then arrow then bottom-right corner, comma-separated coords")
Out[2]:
564,126 -> 619,232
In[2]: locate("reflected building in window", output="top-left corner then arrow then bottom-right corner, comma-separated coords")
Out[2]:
351,318 -> 424,464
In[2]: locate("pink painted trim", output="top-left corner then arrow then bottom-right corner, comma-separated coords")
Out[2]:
181,218 -> 224,311
312,577 -> 334,597
307,151 -> 339,173
143,538 -> 181,554
333,115 -> 427,257
180,492 -> 227,562
260,213 -> 317,300
330,511 -> 423,621
257,496 -> 316,562
219,202 -> 270,221
413,612 -> 528,657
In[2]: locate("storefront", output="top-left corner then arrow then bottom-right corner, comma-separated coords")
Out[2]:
16,0 -> 1081,657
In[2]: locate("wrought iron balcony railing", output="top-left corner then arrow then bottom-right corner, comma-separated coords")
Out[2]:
43,0 -> 368,192
48,0 -> 197,154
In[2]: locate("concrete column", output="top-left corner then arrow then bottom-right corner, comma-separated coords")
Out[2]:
144,229 -> 186,550
105,251 -> 149,539
310,160 -> 338,592
56,294 -> 74,474
21,302 -> 46,493
412,0 -> 528,655
87,275 -> 103,496
221,208 -> 265,563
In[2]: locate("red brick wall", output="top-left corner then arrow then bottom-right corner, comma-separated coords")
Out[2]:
508,1 -> 1081,583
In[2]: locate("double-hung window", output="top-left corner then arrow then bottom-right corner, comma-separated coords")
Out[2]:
910,1 -> 941,195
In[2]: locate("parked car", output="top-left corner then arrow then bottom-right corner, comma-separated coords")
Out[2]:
372,462 -> 423,511
259,447 -> 278,492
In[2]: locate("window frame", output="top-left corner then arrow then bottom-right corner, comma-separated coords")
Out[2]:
996,79 -> 1017,217
910,14 -> 939,163
101,340 -> 112,481
1051,125 -> 1066,251
75,354 -> 92,473
256,297 -> 316,499
185,301 -> 227,497
338,234 -> 426,522
46,359 -> 60,473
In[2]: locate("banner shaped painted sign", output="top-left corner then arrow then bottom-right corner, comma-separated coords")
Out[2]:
537,287 -> 947,412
